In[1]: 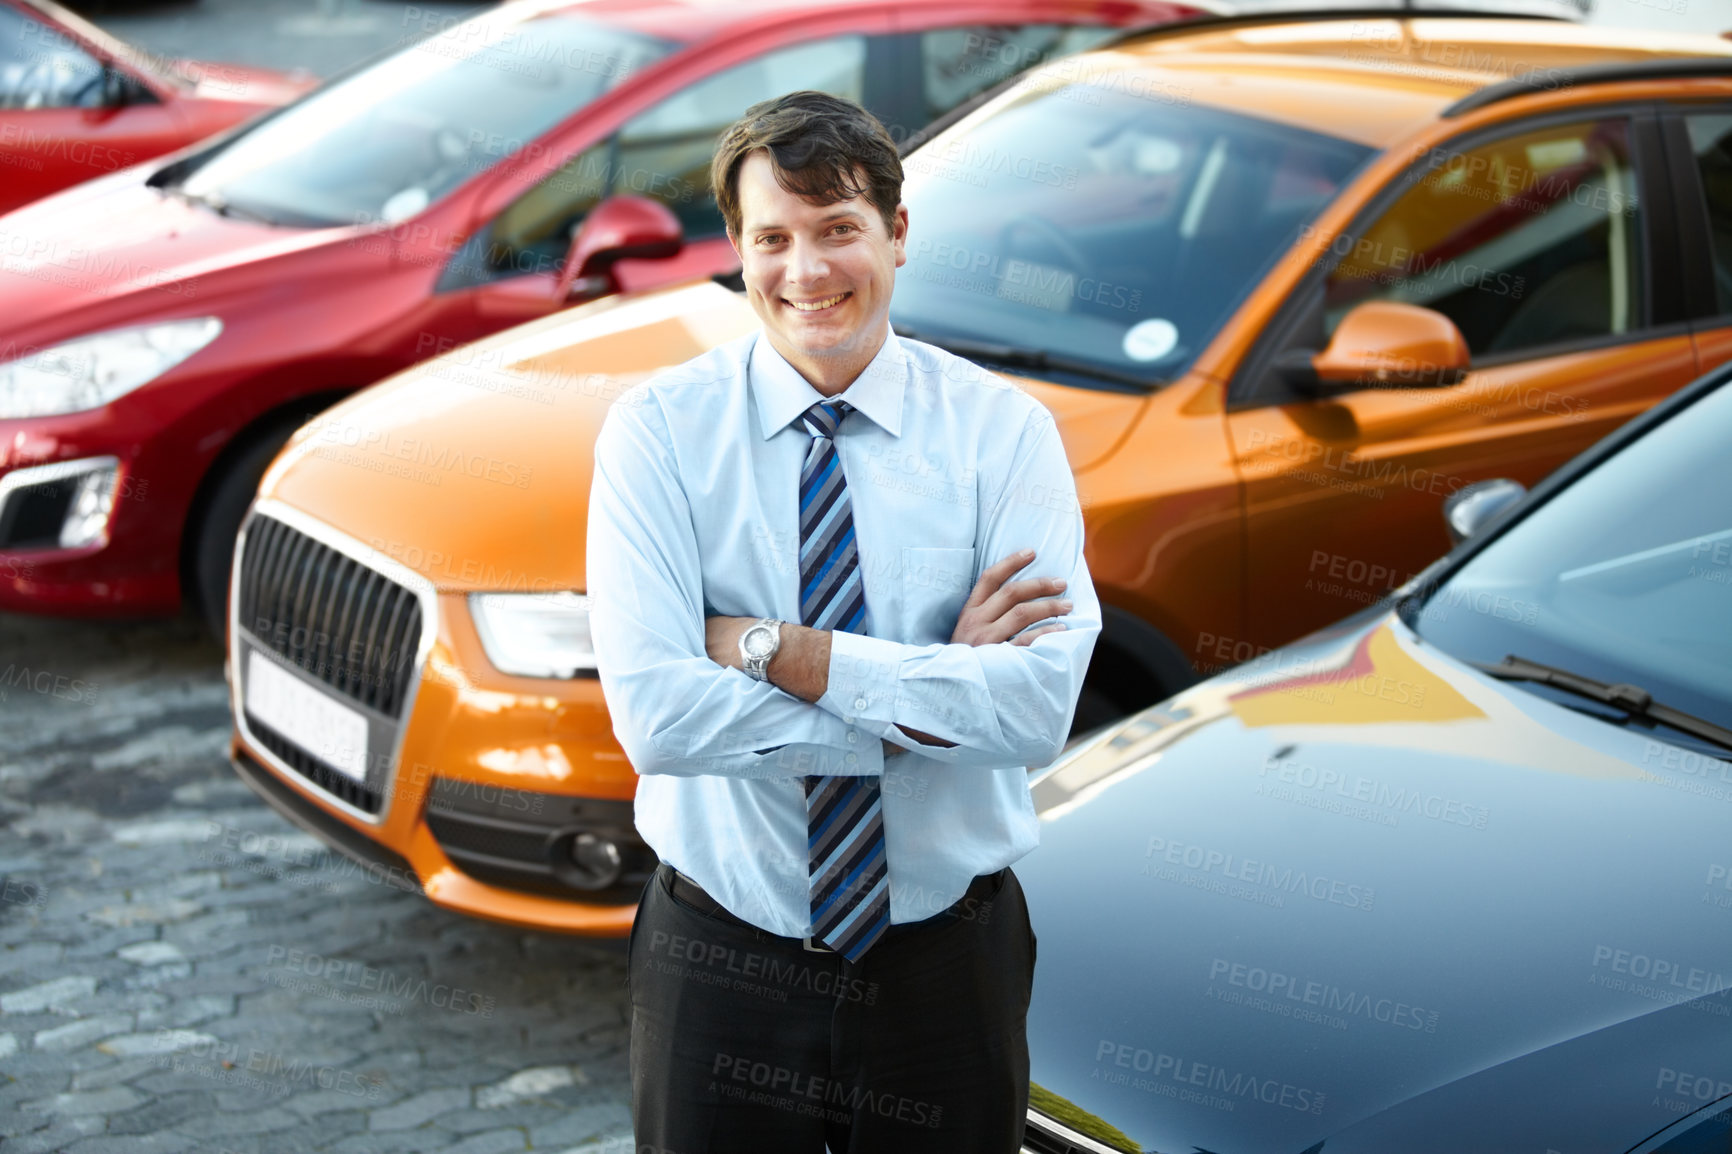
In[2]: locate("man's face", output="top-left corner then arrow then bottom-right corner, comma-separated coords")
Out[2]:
730,150 -> 908,385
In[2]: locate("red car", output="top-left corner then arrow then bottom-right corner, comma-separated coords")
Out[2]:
0,0 -> 312,215
0,0 -> 1196,634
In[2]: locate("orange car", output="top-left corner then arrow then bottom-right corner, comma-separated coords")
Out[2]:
227,12 -> 1732,934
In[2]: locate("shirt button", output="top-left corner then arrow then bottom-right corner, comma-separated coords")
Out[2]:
854,697 -> 868,710
847,731 -> 859,744
845,753 -> 857,765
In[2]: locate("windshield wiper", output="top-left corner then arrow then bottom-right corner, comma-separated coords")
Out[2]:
892,326 -> 1157,391
164,185 -> 280,226
1472,654 -> 1732,753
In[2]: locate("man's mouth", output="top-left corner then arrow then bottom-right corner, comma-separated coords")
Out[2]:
785,292 -> 850,313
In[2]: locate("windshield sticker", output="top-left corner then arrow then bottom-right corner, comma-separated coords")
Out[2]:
381,188 -> 430,223
1122,319 -> 1178,362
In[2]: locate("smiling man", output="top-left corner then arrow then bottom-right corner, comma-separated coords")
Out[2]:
587,91 -> 1100,1153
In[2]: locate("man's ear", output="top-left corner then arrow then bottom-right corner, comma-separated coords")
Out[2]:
891,203 -> 909,268
726,227 -> 741,261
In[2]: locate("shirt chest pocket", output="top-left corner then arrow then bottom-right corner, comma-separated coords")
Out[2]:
895,546 -> 976,645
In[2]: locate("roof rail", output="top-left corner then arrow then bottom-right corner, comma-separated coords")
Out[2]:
1443,55 -> 1732,117
1099,5 -> 1573,56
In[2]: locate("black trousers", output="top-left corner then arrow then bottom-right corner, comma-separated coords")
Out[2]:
628,862 -> 1036,1154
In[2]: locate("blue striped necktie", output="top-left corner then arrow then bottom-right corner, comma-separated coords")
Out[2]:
798,399 -> 888,961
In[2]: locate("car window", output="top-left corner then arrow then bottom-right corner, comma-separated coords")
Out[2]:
1685,112 -> 1732,317
177,13 -> 670,227
1324,118 -> 1642,361
480,35 -> 868,281
889,84 -> 1370,387
0,7 -> 106,111
920,25 -> 1117,122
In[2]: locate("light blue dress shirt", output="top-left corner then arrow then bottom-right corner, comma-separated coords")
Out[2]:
587,327 -> 1100,937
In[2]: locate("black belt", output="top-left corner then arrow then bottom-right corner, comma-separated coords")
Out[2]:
667,865 -> 1003,953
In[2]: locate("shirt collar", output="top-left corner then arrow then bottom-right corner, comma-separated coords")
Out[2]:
750,329 -> 906,441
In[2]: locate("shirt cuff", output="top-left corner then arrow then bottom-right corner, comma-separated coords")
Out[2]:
820,630 -> 904,728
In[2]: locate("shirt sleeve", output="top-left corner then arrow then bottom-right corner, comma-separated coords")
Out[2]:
588,392 -> 882,780
818,404 -> 1100,770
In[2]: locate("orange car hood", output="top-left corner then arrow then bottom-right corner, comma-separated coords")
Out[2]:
265,280 -> 1147,591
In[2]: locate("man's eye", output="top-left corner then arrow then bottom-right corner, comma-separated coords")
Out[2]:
832,224 -> 854,236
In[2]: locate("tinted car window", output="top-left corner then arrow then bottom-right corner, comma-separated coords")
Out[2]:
920,25 -> 1116,122
1326,118 -> 1642,360
0,8 -> 105,111
1408,379 -> 1732,739
890,83 -> 1369,386
177,13 -> 670,227
482,36 -> 867,279
1685,112 -> 1732,316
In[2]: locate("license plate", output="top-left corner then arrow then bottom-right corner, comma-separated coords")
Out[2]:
245,651 -> 370,784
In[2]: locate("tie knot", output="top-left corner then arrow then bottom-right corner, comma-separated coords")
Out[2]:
800,399 -> 852,440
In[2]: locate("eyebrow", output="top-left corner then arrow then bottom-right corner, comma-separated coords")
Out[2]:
745,208 -> 870,233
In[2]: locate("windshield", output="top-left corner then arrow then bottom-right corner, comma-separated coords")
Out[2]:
1407,381 -> 1732,739
889,79 -> 1371,388
177,13 -> 670,227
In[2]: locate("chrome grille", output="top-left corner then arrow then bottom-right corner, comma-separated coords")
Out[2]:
231,504 -> 434,822
237,513 -> 421,717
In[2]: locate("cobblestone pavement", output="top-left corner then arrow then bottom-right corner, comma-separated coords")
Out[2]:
0,611 -> 635,1152
0,6 -> 642,1147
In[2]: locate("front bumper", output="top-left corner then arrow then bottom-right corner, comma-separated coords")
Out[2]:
228,500 -> 649,935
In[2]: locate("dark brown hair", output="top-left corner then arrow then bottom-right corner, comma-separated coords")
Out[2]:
711,91 -> 902,240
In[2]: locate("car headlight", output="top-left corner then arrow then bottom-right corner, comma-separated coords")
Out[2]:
0,318 -> 223,419
469,592 -> 596,678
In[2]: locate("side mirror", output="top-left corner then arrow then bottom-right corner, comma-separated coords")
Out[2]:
100,66 -> 136,109
1281,301 -> 1470,394
557,195 -> 683,302
1443,477 -> 1526,545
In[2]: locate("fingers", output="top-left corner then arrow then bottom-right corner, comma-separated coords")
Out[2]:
979,575 -> 1067,623
1011,622 -> 1068,647
964,548 -> 1036,609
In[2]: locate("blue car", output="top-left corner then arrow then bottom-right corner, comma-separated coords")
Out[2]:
1018,363 -> 1732,1153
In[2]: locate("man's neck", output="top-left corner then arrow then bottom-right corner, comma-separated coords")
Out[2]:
768,324 -> 890,398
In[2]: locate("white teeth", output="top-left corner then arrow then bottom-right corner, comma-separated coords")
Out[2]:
788,294 -> 846,312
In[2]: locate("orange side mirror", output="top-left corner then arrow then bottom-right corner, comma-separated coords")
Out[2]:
1311,301 -> 1470,389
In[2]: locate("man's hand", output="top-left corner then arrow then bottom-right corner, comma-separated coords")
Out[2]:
951,548 -> 1072,647
705,550 -> 1069,753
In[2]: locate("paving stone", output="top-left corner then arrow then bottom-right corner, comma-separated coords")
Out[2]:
475,1066 -> 585,1109
63,1133 -> 199,1154
0,1030 -> 16,1057
175,1106 -> 300,1137
98,1029 -> 218,1057
118,942 -> 188,967
0,1109 -> 55,1139
20,1084 -> 145,1115
101,1091 -> 217,1135
0,942 -> 64,975
333,1130 -> 460,1154
371,1086 -> 473,1131
71,1056 -> 161,1092
442,1128 -> 528,1154
1,974 -> 98,1013
525,1102 -> 632,1152
34,1013 -> 135,1052
136,993 -> 235,1030
1,1114 -> 109,1154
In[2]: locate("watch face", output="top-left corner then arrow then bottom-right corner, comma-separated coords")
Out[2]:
744,630 -> 774,657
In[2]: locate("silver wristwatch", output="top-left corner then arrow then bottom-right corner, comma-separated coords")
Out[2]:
738,618 -> 783,681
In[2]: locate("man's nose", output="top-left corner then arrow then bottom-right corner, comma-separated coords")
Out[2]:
785,237 -> 830,285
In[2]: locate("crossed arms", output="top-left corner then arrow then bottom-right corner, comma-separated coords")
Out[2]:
587,393 -> 1101,780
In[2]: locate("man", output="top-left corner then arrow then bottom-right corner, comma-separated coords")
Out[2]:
587,90 -> 1099,1153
